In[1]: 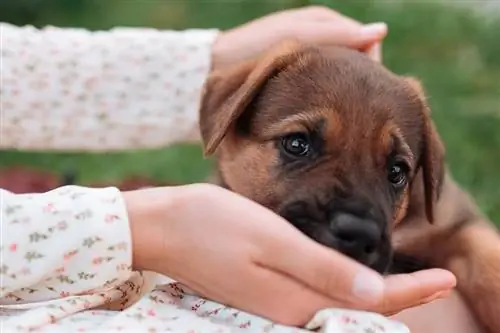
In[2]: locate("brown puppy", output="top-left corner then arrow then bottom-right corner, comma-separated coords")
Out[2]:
198,40 -> 500,333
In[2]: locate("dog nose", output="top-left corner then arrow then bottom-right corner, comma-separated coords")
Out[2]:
331,213 -> 382,262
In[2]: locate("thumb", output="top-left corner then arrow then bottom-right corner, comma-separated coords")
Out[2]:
375,268 -> 457,315
299,21 -> 388,50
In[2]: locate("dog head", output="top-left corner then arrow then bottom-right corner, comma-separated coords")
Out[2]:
199,41 -> 445,273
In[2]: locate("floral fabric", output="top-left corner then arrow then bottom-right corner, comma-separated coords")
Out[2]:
1,23 -> 216,151
0,23 -> 410,332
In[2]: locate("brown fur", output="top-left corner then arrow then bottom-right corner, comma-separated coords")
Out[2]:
199,40 -> 500,333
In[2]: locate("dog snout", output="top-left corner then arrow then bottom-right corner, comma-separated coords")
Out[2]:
330,213 -> 382,265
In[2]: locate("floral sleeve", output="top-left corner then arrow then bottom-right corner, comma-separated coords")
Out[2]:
0,23 -> 219,151
0,186 -> 132,304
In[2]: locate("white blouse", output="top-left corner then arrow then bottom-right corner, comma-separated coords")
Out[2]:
0,22 -> 409,333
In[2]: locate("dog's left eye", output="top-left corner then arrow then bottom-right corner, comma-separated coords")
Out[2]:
281,133 -> 311,157
388,162 -> 408,188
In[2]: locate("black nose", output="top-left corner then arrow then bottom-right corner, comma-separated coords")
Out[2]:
331,213 -> 382,264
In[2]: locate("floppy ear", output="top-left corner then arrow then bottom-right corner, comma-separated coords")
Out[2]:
405,77 -> 445,223
199,40 -> 304,156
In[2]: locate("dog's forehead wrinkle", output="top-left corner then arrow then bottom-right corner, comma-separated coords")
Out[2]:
253,53 -> 418,135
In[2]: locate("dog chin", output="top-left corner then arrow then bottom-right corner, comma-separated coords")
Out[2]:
284,219 -> 393,274
369,251 -> 393,275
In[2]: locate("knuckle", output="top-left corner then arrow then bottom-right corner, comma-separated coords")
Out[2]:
315,269 -> 340,295
178,183 -> 224,207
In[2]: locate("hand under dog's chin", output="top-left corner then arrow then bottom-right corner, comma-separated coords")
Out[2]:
284,219 -> 393,275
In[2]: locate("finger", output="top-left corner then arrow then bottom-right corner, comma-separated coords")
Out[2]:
184,259 -> 344,327
238,265 -> 345,327
364,42 -> 383,63
294,6 -> 346,21
256,228 -> 385,307
294,21 -> 388,50
375,269 -> 457,314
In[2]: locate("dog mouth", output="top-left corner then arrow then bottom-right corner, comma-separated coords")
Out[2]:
283,215 -> 427,274
295,221 -> 393,274
278,205 -> 393,274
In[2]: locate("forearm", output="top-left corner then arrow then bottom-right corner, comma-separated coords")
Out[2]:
0,186 -> 132,304
1,23 -> 219,151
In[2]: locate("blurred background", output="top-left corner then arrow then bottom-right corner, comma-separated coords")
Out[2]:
1,0 -> 499,224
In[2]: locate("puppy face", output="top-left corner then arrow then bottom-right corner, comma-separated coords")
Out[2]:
200,41 -> 444,274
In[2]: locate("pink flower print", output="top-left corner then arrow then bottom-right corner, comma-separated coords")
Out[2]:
29,101 -> 44,109
115,242 -> 128,251
20,267 -> 31,275
147,309 -> 156,317
9,243 -> 17,252
93,257 -> 103,265
239,321 -> 251,329
341,315 -> 358,325
105,214 -> 120,223
93,256 -> 113,265
59,291 -> 70,297
43,203 -> 56,213
84,77 -> 98,89
30,80 -> 49,90
63,249 -> 79,260
57,221 -> 68,230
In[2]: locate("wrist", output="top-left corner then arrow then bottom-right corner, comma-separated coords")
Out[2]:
211,29 -> 243,71
211,31 -> 228,71
123,187 -> 177,272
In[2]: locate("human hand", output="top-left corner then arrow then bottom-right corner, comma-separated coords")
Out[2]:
125,183 -> 455,326
211,6 -> 386,69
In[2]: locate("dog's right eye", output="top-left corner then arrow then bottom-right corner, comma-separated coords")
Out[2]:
388,162 -> 409,188
280,133 -> 311,157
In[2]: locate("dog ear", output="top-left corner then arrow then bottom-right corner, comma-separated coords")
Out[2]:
405,77 -> 445,223
199,40 -> 303,156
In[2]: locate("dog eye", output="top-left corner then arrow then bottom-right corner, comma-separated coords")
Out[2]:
281,133 -> 311,157
388,162 -> 408,188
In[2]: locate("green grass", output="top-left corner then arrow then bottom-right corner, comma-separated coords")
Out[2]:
1,0 -> 499,223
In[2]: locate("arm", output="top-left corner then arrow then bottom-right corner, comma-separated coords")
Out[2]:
0,186 -> 132,304
0,23 -> 219,151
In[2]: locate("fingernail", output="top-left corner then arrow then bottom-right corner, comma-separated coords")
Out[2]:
352,269 -> 384,303
361,22 -> 388,38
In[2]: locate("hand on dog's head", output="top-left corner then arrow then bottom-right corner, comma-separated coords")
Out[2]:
199,40 -> 445,274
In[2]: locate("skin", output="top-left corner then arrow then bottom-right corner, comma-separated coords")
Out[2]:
393,291 -> 483,333
125,5 -> 485,332
125,184 -> 454,327
210,6 -> 387,69
200,42 -> 495,333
